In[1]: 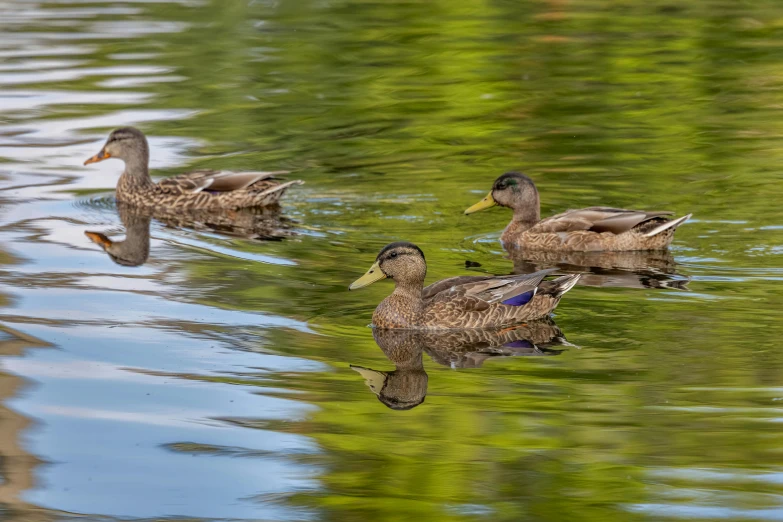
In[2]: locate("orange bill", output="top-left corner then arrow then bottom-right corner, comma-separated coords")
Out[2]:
84,149 -> 111,165
84,231 -> 113,248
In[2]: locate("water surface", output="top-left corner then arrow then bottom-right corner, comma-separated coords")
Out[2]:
1,1 -> 783,520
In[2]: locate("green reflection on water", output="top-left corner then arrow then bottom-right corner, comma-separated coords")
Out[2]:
5,0 -> 783,520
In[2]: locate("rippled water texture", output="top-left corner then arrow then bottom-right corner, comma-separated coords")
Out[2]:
2,1 -> 783,520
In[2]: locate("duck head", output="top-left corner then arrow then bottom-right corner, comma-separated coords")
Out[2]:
349,241 -> 427,290
464,171 -> 540,220
84,127 -> 150,170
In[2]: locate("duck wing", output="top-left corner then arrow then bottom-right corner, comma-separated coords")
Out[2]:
422,275 -> 491,300
158,170 -> 289,194
424,268 -> 557,308
533,207 -> 673,234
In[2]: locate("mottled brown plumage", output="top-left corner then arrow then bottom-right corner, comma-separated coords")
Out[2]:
85,203 -> 295,266
465,172 -> 691,251
84,127 -> 302,210
349,242 -> 580,329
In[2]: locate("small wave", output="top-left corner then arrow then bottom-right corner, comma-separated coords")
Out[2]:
71,193 -> 117,215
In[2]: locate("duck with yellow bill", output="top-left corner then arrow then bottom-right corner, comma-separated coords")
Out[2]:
349,241 -> 580,329
465,172 -> 691,252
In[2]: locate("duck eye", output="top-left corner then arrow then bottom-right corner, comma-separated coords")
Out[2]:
390,252 -> 398,258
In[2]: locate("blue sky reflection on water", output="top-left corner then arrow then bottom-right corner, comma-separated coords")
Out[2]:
1,0 -> 783,521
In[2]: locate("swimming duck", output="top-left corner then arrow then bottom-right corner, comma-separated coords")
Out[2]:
349,241 -> 580,329
465,172 -> 691,251
84,127 -> 302,210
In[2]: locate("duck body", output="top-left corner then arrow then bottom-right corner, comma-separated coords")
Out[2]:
466,172 -> 691,252
85,127 -> 302,211
350,242 -> 580,329
115,168 -> 301,211
372,273 -> 578,329
501,206 -> 687,251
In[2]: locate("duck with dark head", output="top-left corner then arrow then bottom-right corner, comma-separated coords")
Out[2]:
349,241 -> 580,329
465,171 -> 691,252
84,127 -> 302,210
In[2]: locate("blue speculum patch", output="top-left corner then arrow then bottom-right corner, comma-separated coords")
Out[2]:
501,290 -> 534,307
503,339 -> 534,349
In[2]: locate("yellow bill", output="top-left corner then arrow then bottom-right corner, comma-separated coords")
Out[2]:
84,149 -> 111,165
349,261 -> 386,290
464,192 -> 497,215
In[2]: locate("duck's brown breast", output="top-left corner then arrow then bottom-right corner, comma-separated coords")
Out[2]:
372,294 -> 422,329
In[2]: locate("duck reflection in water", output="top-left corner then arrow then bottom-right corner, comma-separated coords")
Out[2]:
85,205 -> 151,267
351,319 -> 571,410
85,202 -> 296,267
504,247 -> 689,290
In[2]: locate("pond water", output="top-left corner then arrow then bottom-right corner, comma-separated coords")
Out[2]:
2,0 -> 783,520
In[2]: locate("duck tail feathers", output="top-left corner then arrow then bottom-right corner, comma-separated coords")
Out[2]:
644,213 -> 692,238
552,274 -> 581,297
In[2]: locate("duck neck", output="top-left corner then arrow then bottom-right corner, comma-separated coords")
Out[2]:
391,279 -> 424,302
510,197 -> 540,229
118,152 -> 155,193
374,278 -> 424,328
500,200 -> 540,244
